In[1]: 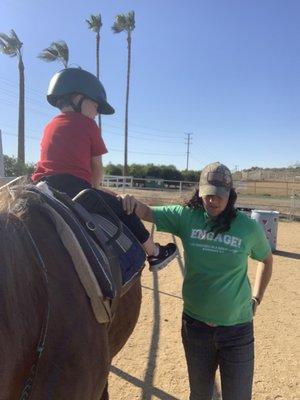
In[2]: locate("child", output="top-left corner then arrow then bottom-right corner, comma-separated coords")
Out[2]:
32,67 -> 177,271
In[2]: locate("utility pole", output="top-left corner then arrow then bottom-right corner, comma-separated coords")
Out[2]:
0,130 -> 4,176
185,132 -> 193,171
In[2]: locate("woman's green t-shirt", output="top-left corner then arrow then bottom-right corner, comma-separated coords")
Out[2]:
153,205 -> 271,326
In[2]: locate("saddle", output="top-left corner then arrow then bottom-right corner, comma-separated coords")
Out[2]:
26,183 -> 146,323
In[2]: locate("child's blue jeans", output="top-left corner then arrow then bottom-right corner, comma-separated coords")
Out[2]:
181,313 -> 254,400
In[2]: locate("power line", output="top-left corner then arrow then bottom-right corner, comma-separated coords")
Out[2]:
1,131 -> 185,157
0,94 -> 183,141
0,76 -> 45,97
0,86 -> 48,108
0,75 -> 193,161
104,129 -> 183,143
112,117 -> 184,134
1,130 -> 40,141
0,122 -> 41,135
109,148 -> 185,157
103,122 -> 184,138
0,99 -> 54,117
0,75 -> 191,137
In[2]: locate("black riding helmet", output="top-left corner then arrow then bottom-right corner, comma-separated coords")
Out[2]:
47,67 -> 115,115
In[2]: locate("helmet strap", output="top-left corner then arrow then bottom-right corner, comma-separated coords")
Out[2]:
70,95 -> 86,113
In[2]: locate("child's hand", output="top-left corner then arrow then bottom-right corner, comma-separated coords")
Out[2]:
120,194 -> 138,215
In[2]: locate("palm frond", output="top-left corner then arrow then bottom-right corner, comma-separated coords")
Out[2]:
0,37 -> 16,56
10,29 -> 23,49
127,11 -> 135,30
112,12 -> 135,33
112,14 -> 127,33
53,41 -> 69,66
38,49 -> 59,62
0,30 -> 22,56
86,14 -> 102,33
38,40 -> 69,68
0,33 -> 13,45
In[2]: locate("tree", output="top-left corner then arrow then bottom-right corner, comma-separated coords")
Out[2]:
104,163 -> 123,176
181,169 -> 201,182
86,14 -> 102,80
0,29 -> 25,163
129,163 -> 146,178
38,40 -> 69,68
86,14 -> 103,129
112,11 -> 135,177
145,164 -> 161,179
161,165 -> 182,181
3,154 -> 34,176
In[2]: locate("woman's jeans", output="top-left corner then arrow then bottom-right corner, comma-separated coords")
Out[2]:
39,174 -> 150,244
181,313 -> 254,400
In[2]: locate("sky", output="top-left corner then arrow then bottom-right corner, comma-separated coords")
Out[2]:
0,0 -> 299,172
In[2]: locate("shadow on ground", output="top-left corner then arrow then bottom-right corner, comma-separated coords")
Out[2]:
273,250 -> 300,260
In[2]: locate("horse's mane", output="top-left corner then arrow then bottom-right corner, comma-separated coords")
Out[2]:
0,183 -> 47,362
0,177 -> 34,215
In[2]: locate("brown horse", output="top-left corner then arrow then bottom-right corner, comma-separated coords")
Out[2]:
0,185 -> 142,399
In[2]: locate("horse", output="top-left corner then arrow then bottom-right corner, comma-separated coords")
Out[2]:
0,183 -> 142,399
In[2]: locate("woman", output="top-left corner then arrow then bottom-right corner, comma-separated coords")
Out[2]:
122,161 -> 273,400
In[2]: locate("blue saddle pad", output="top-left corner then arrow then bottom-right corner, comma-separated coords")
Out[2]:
73,189 -> 146,285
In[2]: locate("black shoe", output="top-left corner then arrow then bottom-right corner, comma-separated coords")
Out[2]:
148,243 -> 178,272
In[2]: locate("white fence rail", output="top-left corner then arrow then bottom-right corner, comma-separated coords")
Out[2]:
0,175 -> 299,218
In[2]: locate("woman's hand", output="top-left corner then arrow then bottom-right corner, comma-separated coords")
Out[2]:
119,194 -> 154,222
252,297 -> 260,316
120,194 -> 139,215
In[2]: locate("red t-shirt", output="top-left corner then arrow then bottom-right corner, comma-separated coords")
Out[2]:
32,112 -> 108,184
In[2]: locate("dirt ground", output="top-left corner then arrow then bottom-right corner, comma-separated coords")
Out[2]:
108,220 -> 300,400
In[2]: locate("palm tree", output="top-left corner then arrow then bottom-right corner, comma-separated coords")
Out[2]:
86,13 -> 103,130
0,29 -> 25,163
38,40 -> 69,68
86,14 -> 102,79
112,11 -> 135,177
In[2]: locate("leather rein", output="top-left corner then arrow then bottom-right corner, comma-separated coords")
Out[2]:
18,220 -> 50,400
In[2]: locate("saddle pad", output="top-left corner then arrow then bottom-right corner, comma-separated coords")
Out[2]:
73,189 -> 146,286
28,185 -> 117,300
42,203 -> 112,323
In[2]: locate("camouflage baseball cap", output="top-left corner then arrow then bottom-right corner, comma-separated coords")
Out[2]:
199,162 -> 233,197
